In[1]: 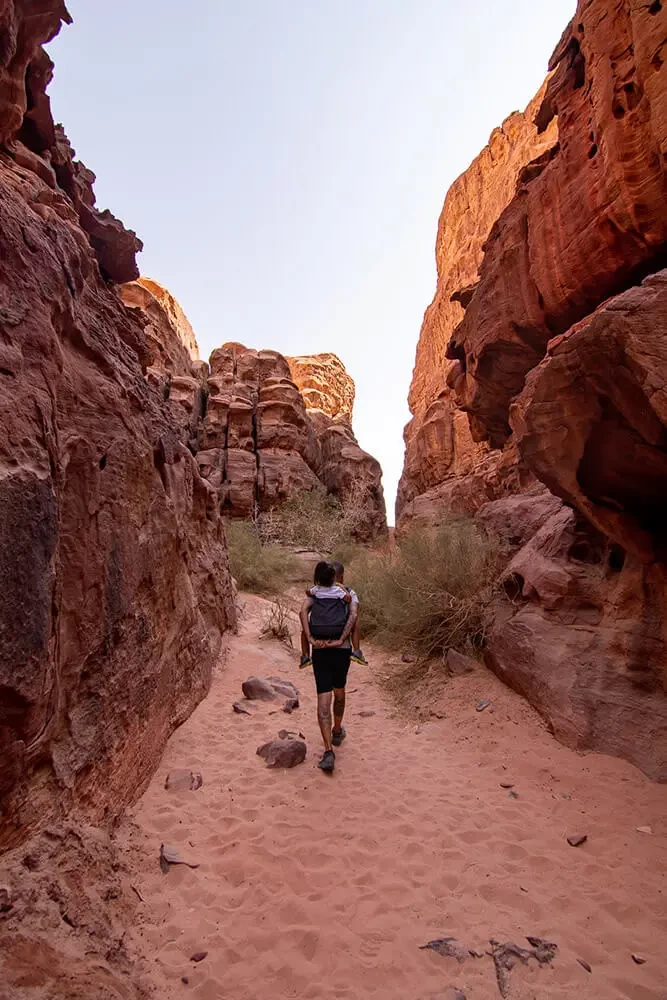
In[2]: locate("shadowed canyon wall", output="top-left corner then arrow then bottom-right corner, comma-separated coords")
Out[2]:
120,282 -> 387,541
0,3 -> 236,848
399,0 -> 667,780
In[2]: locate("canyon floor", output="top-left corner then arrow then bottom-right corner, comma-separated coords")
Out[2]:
119,593 -> 667,1000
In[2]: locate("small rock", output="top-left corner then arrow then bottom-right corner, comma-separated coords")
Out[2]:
358,710 -> 376,718
283,697 -> 299,713
567,834 -> 588,848
181,976 -> 189,984
636,826 -> 652,835
476,699 -> 491,713
445,649 -> 475,676
401,652 -> 416,663
242,676 -> 299,703
430,710 -> 446,719
500,782 -> 514,789
578,958 -> 592,973
468,948 -> 485,959
631,954 -> 647,965
0,887 -> 13,913
165,770 -> 203,792
508,790 -> 519,799
256,738 -> 306,768
415,725 -> 422,735
444,990 -> 467,1000
520,886 -> 528,893
190,951 -> 208,963
232,701 -> 252,714
160,844 -> 200,872
419,937 -> 468,962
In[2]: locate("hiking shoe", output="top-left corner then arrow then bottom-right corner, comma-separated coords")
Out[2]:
351,648 -> 368,665
331,727 -> 346,747
299,654 -> 312,669
317,749 -> 335,772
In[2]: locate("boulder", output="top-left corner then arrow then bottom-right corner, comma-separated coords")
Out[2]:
242,677 -> 299,704
256,739 -> 307,768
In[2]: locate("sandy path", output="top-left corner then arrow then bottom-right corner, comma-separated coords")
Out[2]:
123,593 -> 667,1000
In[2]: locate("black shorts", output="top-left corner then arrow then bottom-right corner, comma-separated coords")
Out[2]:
312,647 -> 352,694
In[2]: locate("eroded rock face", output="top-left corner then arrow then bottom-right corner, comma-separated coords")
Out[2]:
0,5 -> 236,847
447,0 -> 667,449
116,304 -> 389,541
288,354 -> 387,541
397,81 -> 558,526
399,0 -> 667,779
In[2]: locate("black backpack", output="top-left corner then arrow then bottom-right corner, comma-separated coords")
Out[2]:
309,595 -> 349,640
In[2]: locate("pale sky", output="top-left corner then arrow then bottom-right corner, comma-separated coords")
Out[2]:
48,1 -> 575,523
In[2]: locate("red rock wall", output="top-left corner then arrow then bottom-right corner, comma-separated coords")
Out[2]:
0,3 -> 236,847
397,82 -> 558,527
400,0 -> 667,779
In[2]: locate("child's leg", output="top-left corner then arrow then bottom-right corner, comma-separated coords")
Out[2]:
300,629 -> 310,657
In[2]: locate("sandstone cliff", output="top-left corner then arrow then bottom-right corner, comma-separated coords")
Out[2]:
0,3 -> 236,847
400,0 -> 667,780
118,286 -> 388,540
397,81 -> 558,526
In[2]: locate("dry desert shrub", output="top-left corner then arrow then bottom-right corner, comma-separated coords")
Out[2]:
259,598 -> 294,648
256,477 -> 379,553
225,520 -> 294,594
346,517 -> 502,661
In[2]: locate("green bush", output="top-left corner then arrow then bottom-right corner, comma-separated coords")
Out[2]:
225,520 -> 293,594
346,518 -> 502,659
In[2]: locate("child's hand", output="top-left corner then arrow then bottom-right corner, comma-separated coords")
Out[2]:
343,592 -> 352,604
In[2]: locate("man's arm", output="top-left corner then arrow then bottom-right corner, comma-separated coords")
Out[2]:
330,600 -> 358,647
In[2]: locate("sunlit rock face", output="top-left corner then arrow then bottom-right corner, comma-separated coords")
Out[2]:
0,2 -> 236,848
398,0 -> 667,780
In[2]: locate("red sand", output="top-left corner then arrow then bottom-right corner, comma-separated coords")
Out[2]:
122,593 -> 667,999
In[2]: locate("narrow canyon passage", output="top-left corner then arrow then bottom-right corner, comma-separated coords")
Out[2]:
121,595 -> 667,1000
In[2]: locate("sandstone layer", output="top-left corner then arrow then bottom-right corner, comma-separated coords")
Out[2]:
399,0 -> 667,780
0,3 -> 236,848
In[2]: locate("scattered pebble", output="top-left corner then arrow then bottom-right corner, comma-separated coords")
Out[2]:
577,959 -> 592,973
190,951 -> 208,963
160,843 -> 200,872
358,710 -> 376,718
0,887 -> 12,913
500,782 -> 514,789
181,976 -> 189,984
164,770 -> 202,792
401,653 -> 416,663
476,699 -> 491,713
567,834 -> 588,848
508,791 -> 519,800
232,701 -> 252,715
632,954 -> 647,965
415,726 -> 422,735
636,826 -> 652,835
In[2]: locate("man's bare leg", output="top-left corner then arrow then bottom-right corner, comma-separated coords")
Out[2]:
317,691 -> 333,751
333,687 -> 346,735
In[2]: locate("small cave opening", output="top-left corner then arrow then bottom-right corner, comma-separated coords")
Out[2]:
445,339 -> 467,374
624,81 -> 642,111
613,102 -> 626,119
503,573 -> 525,602
98,454 -> 107,471
652,51 -> 664,71
588,143 -> 598,159
649,0 -> 662,14
608,545 -> 626,572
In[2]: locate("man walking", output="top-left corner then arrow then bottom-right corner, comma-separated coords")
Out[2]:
300,562 -> 358,772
